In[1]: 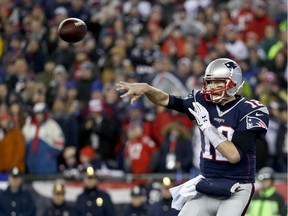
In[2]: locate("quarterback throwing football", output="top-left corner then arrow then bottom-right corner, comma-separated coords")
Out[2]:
116,58 -> 269,216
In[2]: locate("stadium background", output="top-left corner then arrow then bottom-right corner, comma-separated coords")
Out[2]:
0,0 -> 287,215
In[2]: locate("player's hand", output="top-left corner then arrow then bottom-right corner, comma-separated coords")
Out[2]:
188,102 -> 211,131
115,81 -> 147,104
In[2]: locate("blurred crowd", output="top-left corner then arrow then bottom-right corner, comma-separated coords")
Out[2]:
0,0 -> 287,179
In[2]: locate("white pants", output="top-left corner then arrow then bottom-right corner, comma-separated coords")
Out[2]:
178,183 -> 254,216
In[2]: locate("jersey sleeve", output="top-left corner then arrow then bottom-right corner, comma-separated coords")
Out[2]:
166,89 -> 204,120
236,100 -> 269,138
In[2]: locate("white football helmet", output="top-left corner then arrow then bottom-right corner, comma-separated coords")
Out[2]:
202,58 -> 244,103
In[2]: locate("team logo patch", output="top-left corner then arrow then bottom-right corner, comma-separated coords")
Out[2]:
224,61 -> 237,71
246,116 -> 267,130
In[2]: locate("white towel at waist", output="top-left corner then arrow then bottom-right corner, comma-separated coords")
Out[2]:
169,174 -> 205,210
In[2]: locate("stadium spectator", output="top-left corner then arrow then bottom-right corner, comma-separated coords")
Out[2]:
59,146 -> 80,178
78,145 -> 103,171
255,70 -> 287,107
217,8 -> 234,40
79,99 -> 119,166
6,58 -> 32,95
121,185 -> 148,216
187,58 -> 206,91
157,122 -> 192,173
5,33 -> 25,65
150,105 -> 193,147
146,5 -> 165,37
46,64 -> 68,107
24,38 -> 46,74
147,177 -> 179,216
75,166 -> 115,216
67,0 -> 90,24
75,61 -> 99,104
174,57 -> 193,89
121,99 -> 154,140
43,182 -> 77,216
243,1 -> 277,41
9,101 -> 27,128
198,20 -> 218,59
51,97 -> 80,148
90,80 -> 104,101
259,25 -> 278,59
130,34 -> 161,79
102,81 -> 125,121
0,83 -> 8,104
162,25 -> 185,60
36,59 -> 57,88
223,25 -> 248,60
22,102 -> 65,174
50,39 -> 75,71
265,102 -> 287,172
0,167 -> 36,216
0,112 -> 26,173
124,120 -> 158,174
182,39 -> 198,61
53,6 -> 69,26
231,0 -> 254,32
101,45 -> 129,84
246,167 -> 287,216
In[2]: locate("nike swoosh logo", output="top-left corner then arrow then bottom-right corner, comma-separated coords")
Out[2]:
255,112 -> 263,116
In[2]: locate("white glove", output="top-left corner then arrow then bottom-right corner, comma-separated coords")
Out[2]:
188,102 -> 211,132
189,102 -> 226,148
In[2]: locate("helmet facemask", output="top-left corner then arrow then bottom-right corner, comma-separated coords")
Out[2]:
202,77 -> 236,103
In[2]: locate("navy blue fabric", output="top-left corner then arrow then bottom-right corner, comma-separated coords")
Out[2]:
166,90 -> 269,183
0,186 -> 36,216
196,178 -> 239,197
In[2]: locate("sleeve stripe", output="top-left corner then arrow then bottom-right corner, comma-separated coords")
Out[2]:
239,107 -> 269,122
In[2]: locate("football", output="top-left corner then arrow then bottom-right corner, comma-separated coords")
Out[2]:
58,18 -> 87,43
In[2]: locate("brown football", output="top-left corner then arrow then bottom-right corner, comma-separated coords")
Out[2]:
58,18 -> 87,43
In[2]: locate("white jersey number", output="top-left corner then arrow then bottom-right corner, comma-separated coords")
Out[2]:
202,126 -> 234,161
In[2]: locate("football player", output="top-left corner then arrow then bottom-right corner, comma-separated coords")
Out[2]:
116,58 -> 269,216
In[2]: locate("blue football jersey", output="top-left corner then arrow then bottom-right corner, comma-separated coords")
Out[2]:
167,90 -> 269,183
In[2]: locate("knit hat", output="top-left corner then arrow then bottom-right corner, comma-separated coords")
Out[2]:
90,80 -> 103,92
80,146 -> 96,160
66,80 -> 77,90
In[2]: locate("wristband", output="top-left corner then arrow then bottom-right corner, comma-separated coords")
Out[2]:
203,125 -> 227,148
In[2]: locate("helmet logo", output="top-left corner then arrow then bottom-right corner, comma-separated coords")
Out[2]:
224,61 -> 237,71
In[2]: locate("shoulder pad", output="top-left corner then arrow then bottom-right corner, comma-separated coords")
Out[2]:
240,99 -> 269,131
184,89 -> 200,100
